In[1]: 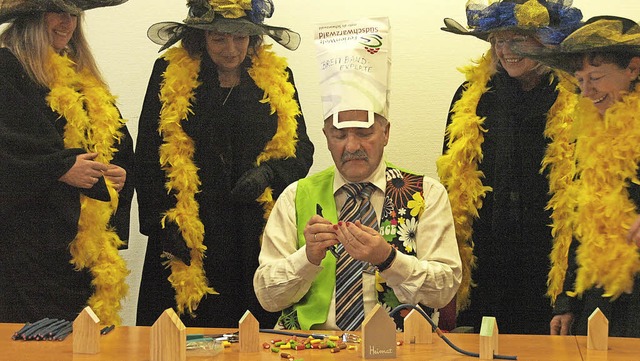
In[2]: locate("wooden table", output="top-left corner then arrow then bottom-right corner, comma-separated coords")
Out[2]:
2,323 -> 639,360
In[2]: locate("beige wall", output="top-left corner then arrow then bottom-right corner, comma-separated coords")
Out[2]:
80,0 -> 638,325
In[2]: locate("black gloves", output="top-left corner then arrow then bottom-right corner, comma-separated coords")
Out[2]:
231,163 -> 275,203
160,222 -> 191,266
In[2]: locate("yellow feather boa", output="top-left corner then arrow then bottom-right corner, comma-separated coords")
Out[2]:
158,44 -> 300,315
541,74 -> 579,303
436,52 -> 495,311
45,50 -> 129,325
546,86 -> 640,301
436,52 -> 573,311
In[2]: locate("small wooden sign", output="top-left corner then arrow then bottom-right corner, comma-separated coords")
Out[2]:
72,306 -> 101,354
587,308 -> 609,351
403,307 -> 433,344
362,303 -> 396,359
239,310 -> 260,353
150,308 -> 186,361
479,316 -> 499,360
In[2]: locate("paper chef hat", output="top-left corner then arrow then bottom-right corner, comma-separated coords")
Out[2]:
314,17 -> 391,129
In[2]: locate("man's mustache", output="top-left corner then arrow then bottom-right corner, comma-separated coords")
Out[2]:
341,150 -> 368,163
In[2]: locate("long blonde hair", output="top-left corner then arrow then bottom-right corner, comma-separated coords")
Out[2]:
0,12 -> 106,88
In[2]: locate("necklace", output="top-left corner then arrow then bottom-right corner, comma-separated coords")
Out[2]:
222,84 -> 235,105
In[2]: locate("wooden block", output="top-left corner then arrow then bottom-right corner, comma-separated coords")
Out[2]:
479,316 -> 499,360
587,308 -> 609,351
239,310 -> 260,353
403,307 -> 433,344
362,303 -> 396,359
72,306 -> 101,354
150,308 -> 186,361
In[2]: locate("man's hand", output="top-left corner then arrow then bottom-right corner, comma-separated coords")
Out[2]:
303,215 -> 338,265
550,313 -> 574,335
59,153 -> 108,188
335,220 -> 390,264
103,164 -> 126,192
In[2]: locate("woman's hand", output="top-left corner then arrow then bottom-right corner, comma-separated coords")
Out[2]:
550,313 -> 574,335
59,153 -> 108,189
626,215 -> 640,247
104,164 -> 126,192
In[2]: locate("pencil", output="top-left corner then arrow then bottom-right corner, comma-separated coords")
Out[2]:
317,203 -> 340,259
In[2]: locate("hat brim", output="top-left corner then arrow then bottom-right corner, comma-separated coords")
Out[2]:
441,18 -> 489,41
148,17 -> 301,52
513,42 -> 640,73
70,0 -> 128,11
0,0 -> 128,24
440,17 -> 536,42
513,16 -> 640,73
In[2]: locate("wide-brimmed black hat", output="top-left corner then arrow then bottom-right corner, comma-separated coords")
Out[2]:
513,16 -> 640,72
441,0 -> 582,45
148,0 -> 300,52
0,0 -> 127,24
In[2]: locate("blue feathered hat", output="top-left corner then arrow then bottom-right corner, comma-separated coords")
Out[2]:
441,0 -> 582,45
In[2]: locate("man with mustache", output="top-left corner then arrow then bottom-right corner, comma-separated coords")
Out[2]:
253,18 -> 461,331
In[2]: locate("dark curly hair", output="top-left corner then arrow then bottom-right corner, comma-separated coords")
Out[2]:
565,51 -> 637,74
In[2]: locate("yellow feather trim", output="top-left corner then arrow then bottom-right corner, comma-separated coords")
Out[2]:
541,74 -> 579,303
553,88 -> 640,300
158,45 -> 299,315
249,45 -> 300,216
159,47 -> 215,316
436,52 -> 495,311
45,50 -> 129,325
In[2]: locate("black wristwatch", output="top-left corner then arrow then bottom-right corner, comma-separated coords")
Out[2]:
375,247 -> 397,272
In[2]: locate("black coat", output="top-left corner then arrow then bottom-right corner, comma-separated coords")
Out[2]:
446,70 -> 558,334
0,48 -> 134,322
135,53 -> 314,327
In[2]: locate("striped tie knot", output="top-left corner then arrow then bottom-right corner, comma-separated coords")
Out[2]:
342,182 -> 365,199
342,182 -> 374,200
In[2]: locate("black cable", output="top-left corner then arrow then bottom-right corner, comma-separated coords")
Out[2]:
389,304 -> 517,360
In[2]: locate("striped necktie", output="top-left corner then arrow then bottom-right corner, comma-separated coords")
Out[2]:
335,182 -> 378,331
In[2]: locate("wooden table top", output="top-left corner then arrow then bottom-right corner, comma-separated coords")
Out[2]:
2,323 -> 639,360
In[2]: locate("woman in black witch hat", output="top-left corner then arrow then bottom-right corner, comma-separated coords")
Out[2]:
0,0 -> 133,325
516,15 -> 640,337
135,0 -> 313,327
437,0 -> 582,334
